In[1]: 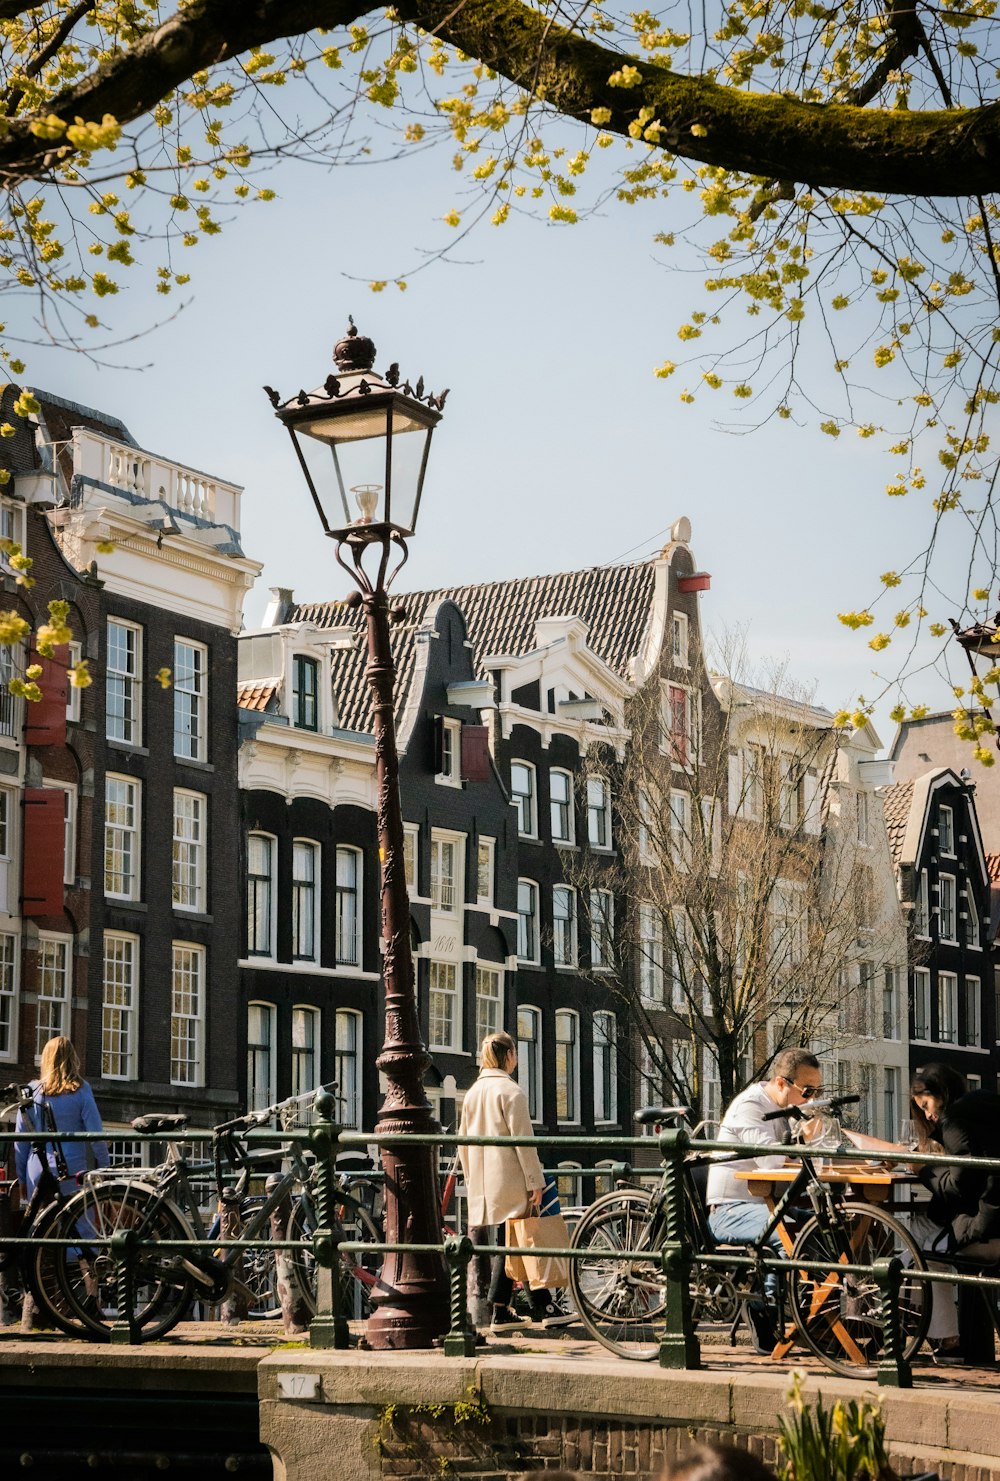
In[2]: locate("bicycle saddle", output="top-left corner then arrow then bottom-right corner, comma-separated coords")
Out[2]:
131,1113 -> 189,1134
634,1106 -> 691,1125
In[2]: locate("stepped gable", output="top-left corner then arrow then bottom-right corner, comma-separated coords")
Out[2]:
290,559 -> 657,735
882,778 -> 915,867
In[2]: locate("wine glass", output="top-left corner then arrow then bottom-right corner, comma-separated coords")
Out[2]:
899,1118 -> 916,1151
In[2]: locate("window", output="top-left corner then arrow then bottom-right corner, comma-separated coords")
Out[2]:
780,757 -> 803,830
966,890 -> 982,950
555,1010 -> 580,1123
913,967 -> 931,1040
700,797 -> 721,875
476,837 -> 494,905
671,1038 -> 694,1100
0,932 -> 15,1058
703,1047 -> 722,1129
883,1066 -> 900,1141
172,790 -> 206,913
430,833 -> 459,914
550,769 -> 574,844
552,885 -> 577,967
587,777 -> 611,848
638,788 -> 653,865
882,966 -> 901,1040
916,871 -> 930,937
102,934 -> 138,1079
335,1010 -> 362,1128
589,888 -> 614,970
669,790 -> 689,867
335,846 -> 362,966
670,907 -> 691,1010
170,943 -> 205,1086
593,1011 -> 618,1124
517,879 -> 539,963
556,1163 -> 583,1207
436,717 -> 461,784
105,775 -> 141,901
638,902 -> 664,1003
939,874 -> 957,942
292,840 -> 319,960
37,935 -> 71,1057
106,618 -> 142,745
937,971 -> 958,1043
0,787 -> 11,859
857,1063 -> 876,1136
517,1006 -> 543,1121
661,683 -> 697,766
511,762 -> 536,837
66,641 -> 83,724
0,642 -> 19,738
246,833 -> 275,956
291,654 -> 319,731
857,790 -> 871,847
639,1042 -> 667,1124
291,1005 -> 319,1099
938,804 -> 955,855
403,824 -> 419,893
60,785 -> 76,886
247,1001 -> 276,1111
0,500 -> 23,573
173,639 -> 207,761
671,611 -> 688,667
429,961 -> 460,1051
475,965 -> 503,1049
965,976 -> 982,1048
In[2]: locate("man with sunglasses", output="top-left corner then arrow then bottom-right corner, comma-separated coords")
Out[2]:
705,1047 -> 823,1351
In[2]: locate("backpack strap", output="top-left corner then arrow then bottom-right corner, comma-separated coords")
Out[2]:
38,1097 -> 70,1182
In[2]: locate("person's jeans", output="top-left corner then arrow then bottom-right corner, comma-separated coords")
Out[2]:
708,1200 -> 785,1303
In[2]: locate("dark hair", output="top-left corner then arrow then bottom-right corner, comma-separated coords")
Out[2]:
664,1443 -> 778,1481
770,1047 -> 820,1084
910,1061 -> 968,1144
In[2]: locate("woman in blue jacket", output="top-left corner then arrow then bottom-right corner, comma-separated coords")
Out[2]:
15,1036 -> 109,1200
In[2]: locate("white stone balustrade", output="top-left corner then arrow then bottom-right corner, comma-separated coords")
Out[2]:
71,427 -> 243,532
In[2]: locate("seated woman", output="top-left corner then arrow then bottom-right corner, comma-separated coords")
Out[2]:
908,1062 -> 1000,1365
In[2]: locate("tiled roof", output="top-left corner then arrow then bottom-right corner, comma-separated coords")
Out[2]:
986,852 -> 1000,883
34,391 -> 137,494
290,560 -> 657,735
237,681 -> 279,713
881,779 -> 915,867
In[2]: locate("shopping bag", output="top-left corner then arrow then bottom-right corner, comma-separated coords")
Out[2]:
504,1212 -> 571,1290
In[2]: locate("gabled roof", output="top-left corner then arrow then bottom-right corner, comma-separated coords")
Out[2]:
882,779 -> 914,867
289,559 -> 657,735
237,681 -> 279,713
986,852 -> 1000,883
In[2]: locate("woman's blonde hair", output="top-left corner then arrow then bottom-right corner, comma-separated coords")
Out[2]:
39,1036 -> 83,1096
480,1031 -> 516,1071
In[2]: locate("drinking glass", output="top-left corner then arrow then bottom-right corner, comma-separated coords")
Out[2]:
899,1118 -> 916,1150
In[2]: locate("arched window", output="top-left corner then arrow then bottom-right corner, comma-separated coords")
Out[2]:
335,846 -> 362,966
517,1005 -> 543,1122
291,1005 -> 320,1099
247,833 -> 276,957
593,1011 -> 618,1125
517,879 -> 539,963
555,1009 -> 580,1124
549,768 -> 574,844
247,1001 -> 276,1111
335,1009 -> 363,1128
292,840 -> 320,961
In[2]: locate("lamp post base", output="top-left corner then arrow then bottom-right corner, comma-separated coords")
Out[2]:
365,1131 -> 449,1351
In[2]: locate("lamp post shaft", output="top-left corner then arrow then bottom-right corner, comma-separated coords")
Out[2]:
363,584 -> 448,1349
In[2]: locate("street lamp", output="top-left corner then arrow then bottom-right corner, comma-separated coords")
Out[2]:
951,609 -> 1000,756
265,319 -> 449,1349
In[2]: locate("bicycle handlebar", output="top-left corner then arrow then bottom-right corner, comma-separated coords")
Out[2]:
212,1082 -> 339,1138
760,1093 -> 860,1123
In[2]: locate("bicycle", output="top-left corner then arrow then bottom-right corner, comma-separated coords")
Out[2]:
24,1088 -> 381,1342
569,1098 -> 930,1379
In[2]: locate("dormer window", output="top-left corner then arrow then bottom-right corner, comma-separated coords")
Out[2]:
436,717 -> 462,786
938,804 -> 954,856
291,655 -> 318,731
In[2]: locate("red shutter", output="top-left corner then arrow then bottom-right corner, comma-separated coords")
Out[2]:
24,645 -> 68,747
22,788 -> 64,915
460,726 -> 490,782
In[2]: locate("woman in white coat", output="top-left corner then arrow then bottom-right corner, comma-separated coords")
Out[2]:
459,1030 -> 554,1331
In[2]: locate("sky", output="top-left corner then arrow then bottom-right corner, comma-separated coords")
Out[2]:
11,124 -> 969,753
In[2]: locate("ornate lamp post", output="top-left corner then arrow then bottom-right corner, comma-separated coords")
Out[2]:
265,319 -> 449,1348
951,608 -> 1000,756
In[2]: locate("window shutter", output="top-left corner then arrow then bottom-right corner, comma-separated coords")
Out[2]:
24,645 -> 68,747
460,725 -> 489,782
22,788 -> 64,915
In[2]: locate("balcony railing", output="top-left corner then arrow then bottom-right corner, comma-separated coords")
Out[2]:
70,427 -> 243,532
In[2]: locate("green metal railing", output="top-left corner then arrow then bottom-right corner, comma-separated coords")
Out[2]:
5,1101 -> 1000,1389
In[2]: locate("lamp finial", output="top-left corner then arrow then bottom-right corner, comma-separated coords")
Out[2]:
334,318 -> 376,374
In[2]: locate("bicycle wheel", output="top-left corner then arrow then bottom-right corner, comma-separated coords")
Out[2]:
47,1181 -> 198,1342
569,1189 -> 665,1359
789,1201 -> 930,1380
22,1196 -> 89,1338
237,1195 -> 280,1318
287,1192 -> 381,1321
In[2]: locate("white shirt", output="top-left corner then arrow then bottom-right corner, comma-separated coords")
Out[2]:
705,1082 -> 791,1206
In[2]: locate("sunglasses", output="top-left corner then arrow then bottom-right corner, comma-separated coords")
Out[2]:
785,1079 -> 821,1099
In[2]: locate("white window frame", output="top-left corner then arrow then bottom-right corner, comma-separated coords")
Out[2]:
589,888 -> 614,971
660,681 -> 699,768
403,823 -> 419,894
247,832 -> 276,957
517,1005 -> 543,1122
937,971 -> 958,1044
102,932 -> 139,1080
172,789 -> 206,914
550,768 -> 575,845
552,884 -> 578,968
335,845 -> 363,967
779,755 -> 803,831
0,785 -> 12,862
476,836 -> 494,906
913,967 -> 931,1041
430,830 -> 463,916
511,762 -> 537,838
60,783 -> 77,887
290,653 -> 320,732
638,902 -> 665,1004
556,1162 -> 583,1208
593,1010 -> 618,1125
883,1065 -> 900,1141
671,610 -> 689,668
882,965 -> 901,1040
0,499 -> 24,575
429,959 -> 461,1052
66,640 -> 83,723
105,774 -> 141,902
915,870 -> 930,937
247,1000 -> 276,1112
555,1009 -> 580,1125
291,1004 -> 320,1099
587,776 -> 612,849
292,839 -> 320,961
335,1009 -> 363,1128
517,878 -> 540,964
0,931 -> 15,1060
939,873 -> 957,943
669,790 -> 690,869
965,888 -> 982,950
436,717 -> 462,786
173,637 -> 208,762
965,975 -> 982,1048
170,942 -> 205,1087
106,617 -> 143,746
474,964 -> 503,1051
938,804 -> 955,856
36,932 -> 72,1059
